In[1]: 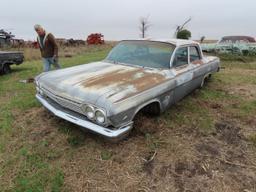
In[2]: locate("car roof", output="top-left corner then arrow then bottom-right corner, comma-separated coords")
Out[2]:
122,38 -> 199,46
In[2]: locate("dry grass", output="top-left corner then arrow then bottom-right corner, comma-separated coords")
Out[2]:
1,43 -> 116,61
0,48 -> 256,192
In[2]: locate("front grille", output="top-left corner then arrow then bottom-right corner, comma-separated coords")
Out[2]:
41,87 -> 84,115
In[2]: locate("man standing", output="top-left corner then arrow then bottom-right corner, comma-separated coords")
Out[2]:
34,24 -> 61,72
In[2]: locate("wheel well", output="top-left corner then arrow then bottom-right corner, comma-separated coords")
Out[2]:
200,73 -> 211,88
135,101 -> 161,119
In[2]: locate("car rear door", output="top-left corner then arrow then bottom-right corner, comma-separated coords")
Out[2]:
188,45 -> 204,90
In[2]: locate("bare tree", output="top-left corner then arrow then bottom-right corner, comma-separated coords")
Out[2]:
139,16 -> 151,38
174,17 -> 192,38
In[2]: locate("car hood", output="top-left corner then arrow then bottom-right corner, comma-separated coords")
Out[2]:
38,61 -> 168,106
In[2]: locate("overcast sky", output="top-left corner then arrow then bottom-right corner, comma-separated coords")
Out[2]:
1,0 -> 255,41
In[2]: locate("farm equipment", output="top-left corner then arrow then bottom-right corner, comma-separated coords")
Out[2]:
86,33 -> 104,45
0,29 -> 14,47
63,39 -> 85,46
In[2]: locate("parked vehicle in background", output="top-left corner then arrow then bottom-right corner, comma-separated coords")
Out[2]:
201,36 -> 256,55
218,36 -> 256,43
35,39 -> 220,140
0,51 -> 24,74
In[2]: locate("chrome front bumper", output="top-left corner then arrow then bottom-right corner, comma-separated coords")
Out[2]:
36,94 -> 133,139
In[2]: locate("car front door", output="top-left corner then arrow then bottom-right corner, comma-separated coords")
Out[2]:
172,46 -> 194,102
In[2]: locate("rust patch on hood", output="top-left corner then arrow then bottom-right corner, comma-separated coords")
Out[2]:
82,67 -> 168,102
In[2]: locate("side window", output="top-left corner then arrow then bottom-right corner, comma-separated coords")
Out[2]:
189,46 -> 201,62
173,47 -> 188,67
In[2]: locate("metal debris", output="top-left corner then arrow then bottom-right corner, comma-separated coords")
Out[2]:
19,78 -> 35,83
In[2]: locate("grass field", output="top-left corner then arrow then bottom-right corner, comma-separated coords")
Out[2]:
0,46 -> 256,192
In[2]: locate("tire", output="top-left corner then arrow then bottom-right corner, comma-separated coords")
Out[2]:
2,64 -> 11,74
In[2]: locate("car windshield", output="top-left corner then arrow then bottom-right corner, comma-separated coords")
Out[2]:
105,40 -> 175,69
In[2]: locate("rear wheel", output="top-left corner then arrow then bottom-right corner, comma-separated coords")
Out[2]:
2,64 -> 11,74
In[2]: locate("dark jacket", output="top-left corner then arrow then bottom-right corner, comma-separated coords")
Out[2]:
37,33 -> 58,58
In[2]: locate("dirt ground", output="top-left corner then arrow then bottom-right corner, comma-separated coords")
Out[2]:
10,87 -> 256,191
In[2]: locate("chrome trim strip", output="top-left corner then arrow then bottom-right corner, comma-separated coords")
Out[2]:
36,94 -> 133,139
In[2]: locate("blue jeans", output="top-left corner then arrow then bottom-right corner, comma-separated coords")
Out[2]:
42,57 -> 61,72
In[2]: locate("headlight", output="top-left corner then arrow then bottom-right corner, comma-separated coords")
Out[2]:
95,109 -> 106,124
84,105 -> 95,119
